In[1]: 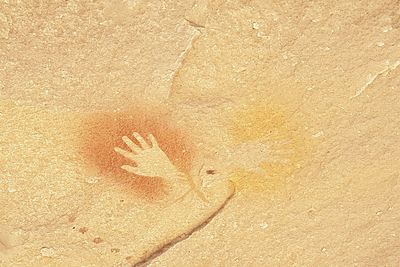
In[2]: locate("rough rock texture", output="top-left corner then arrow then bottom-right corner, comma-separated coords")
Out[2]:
0,0 -> 198,108
1,0 -> 400,266
153,1 -> 400,266
0,101 -> 234,266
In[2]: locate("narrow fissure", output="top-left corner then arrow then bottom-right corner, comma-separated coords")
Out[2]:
133,192 -> 234,267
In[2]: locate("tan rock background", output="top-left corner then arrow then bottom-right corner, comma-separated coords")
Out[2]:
1,0 -> 400,266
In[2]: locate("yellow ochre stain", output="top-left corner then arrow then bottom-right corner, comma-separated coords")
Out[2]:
227,101 -> 311,194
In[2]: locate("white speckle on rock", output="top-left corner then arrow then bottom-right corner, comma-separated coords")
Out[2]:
256,31 -> 268,38
321,247 -> 327,252
312,131 -> 324,138
376,42 -> 384,47
259,223 -> 269,229
382,26 -> 392,32
7,186 -> 16,193
86,176 -> 100,184
252,22 -> 260,30
40,247 -> 56,257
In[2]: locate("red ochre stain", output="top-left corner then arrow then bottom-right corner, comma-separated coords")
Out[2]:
93,237 -> 104,244
77,106 -> 195,201
79,227 -> 88,234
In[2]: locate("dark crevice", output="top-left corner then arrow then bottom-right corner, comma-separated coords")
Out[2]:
184,18 -> 206,29
133,192 -> 234,267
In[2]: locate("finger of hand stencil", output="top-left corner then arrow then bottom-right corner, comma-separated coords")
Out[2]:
114,147 -> 136,161
121,165 -> 139,174
122,136 -> 141,153
133,132 -> 150,149
148,134 -> 159,147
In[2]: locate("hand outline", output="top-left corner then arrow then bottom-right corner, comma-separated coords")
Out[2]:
114,132 -> 180,178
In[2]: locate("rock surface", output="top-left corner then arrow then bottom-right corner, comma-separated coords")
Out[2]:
1,0 -> 399,266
